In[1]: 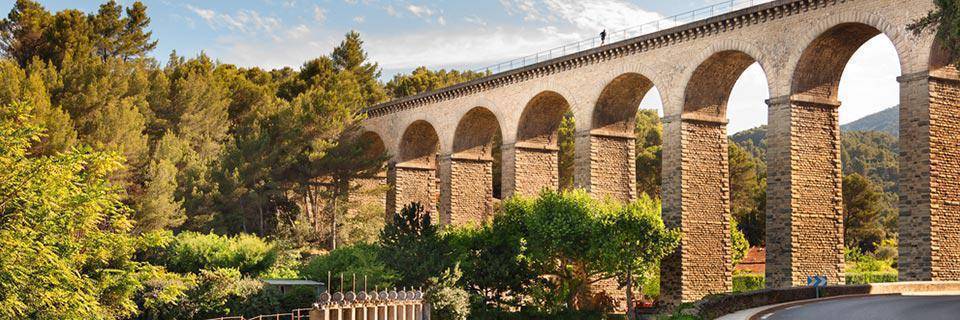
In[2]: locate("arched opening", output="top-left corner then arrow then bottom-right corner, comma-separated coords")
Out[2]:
444,107 -> 503,225
389,120 -> 440,217
662,49 -> 770,304
358,131 -> 387,160
398,120 -> 440,168
509,91 -> 572,197
774,22 -> 902,288
588,72 -> 662,202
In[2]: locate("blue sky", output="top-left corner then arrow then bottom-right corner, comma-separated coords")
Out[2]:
25,0 -> 901,133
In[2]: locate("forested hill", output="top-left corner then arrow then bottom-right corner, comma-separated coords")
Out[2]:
728,107 -> 901,248
840,105 -> 899,137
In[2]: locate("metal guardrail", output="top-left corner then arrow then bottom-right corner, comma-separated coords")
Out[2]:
206,308 -> 312,320
472,0 -> 763,74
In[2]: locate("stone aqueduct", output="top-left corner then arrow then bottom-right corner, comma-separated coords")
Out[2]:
354,0 -> 960,306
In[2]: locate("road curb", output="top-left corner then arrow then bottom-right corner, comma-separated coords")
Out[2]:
746,294 -> 900,320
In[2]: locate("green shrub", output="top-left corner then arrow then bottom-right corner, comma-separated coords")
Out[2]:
425,266 -> 471,320
158,232 -> 279,277
846,271 -> 898,284
300,243 -> 399,291
732,272 -> 765,293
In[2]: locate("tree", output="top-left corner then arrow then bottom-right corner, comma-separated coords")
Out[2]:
379,202 -> 450,287
842,173 -> 887,252
424,265 -> 471,320
729,142 -> 766,246
909,0 -> 960,67
445,209 -> 536,311
634,109 -> 662,199
331,31 -> 386,106
595,196 -> 679,319
0,102 -> 142,319
558,113 -> 576,191
0,0 -> 51,66
385,66 -> 489,98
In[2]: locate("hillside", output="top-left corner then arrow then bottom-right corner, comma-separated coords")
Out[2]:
841,105 -> 899,137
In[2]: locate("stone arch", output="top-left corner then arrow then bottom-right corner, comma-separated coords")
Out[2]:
453,107 -> 502,159
683,50 -> 761,121
504,90 -> 574,197
441,107 -> 504,225
397,120 -> 440,168
358,130 -> 387,161
791,22 -> 896,100
516,90 -> 572,146
389,120 -> 442,217
592,73 -> 656,134
787,9 -> 914,95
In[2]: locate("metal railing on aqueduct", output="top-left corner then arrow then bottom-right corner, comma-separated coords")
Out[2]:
473,0 -> 764,74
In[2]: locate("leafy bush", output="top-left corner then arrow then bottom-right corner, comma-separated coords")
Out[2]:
846,271 -> 898,284
379,202 -> 451,287
156,232 -> 279,277
300,243 -> 399,291
732,272 -> 765,293
444,209 -> 535,312
425,265 -> 471,320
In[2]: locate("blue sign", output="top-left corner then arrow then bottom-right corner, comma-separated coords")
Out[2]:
806,275 -> 828,287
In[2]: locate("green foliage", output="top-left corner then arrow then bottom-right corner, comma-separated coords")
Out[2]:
444,211 -> 535,311
908,0 -> 960,68
425,265 -> 471,320
728,141 -> 766,247
558,113 -> 576,191
732,272 -> 765,293
386,66 -> 489,98
0,102 -> 141,319
846,271 -> 898,284
0,0 -> 155,66
154,232 -> 279,277
730,219 -> 749,266
379,202 -> 450,287
843,174 -> 887,252
503,190 -> 678,312
300,243 -> 399,291
635,109 -> 662,199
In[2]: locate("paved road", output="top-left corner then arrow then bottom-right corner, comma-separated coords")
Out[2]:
763,295 -> 960,320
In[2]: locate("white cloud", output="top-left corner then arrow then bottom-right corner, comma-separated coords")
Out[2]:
313,5 -> 326,24
406,4 -> 434,18
464,15 -> 487,27
384,5 -> 400,17
354,16 -> 366,23
187,6 -> 281,35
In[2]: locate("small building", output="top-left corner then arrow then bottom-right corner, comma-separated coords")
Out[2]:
261,279 -> 325,297
734,247 -> 766,274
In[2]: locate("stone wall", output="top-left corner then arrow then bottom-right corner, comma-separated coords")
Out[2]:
387,165 -> 438,218
661,119 -> 731,306
503,144 -> 559,198
766,97 -> 845,287
440,156 -> 494,226
584,132 -> 637,202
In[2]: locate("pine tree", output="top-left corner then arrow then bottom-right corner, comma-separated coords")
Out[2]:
0,0 -> 51,66
331,31 -> 386,106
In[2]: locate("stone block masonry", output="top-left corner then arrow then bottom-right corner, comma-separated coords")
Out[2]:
661,119 -> 732,306
440,155 -> 494,226
360,0 -> 954,307
386,165 -> 438,219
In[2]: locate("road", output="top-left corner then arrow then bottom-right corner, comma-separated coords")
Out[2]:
762,295 -> 960,320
